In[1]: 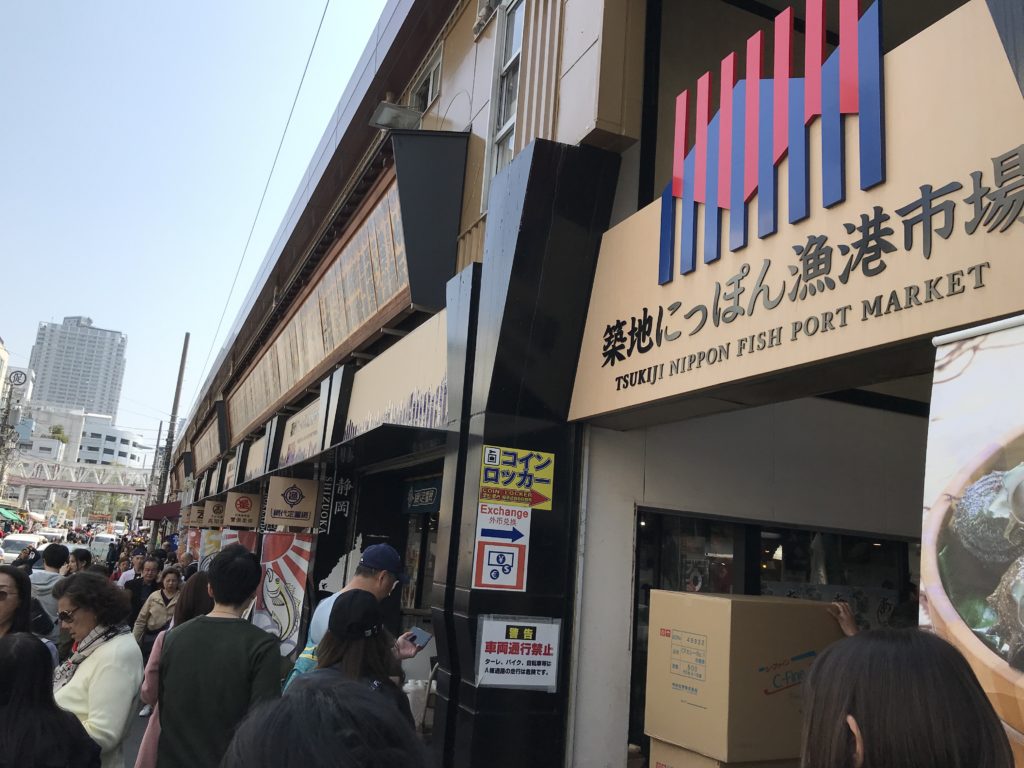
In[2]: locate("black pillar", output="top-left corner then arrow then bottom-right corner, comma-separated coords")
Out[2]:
432,139 -> 619,768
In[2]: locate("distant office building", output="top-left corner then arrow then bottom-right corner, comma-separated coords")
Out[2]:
29,316 -> 126,421
77,414 -> 151,468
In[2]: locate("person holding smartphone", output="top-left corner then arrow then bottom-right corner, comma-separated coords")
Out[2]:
286,589 -> 415,726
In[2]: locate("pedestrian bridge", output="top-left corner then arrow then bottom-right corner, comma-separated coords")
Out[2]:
6,457 -> 151,494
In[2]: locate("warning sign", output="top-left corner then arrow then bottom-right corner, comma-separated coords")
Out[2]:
480,445 -> 554,510
476,614 -> 560,691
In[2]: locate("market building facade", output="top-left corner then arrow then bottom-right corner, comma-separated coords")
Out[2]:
166,0 -> 1024,766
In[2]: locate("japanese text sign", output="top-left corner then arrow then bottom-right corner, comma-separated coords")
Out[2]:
225,492 -> 261,528
476,615 -> 560,692
265,476 -> 320,529
479,445 -> 554,510
570,1 -> 1024,421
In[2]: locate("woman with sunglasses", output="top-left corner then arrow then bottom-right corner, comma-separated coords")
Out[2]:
0,632 -> 101,767
51,572 -> 144,768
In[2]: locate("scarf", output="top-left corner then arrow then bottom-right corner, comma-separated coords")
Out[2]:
53,624 -> 130,692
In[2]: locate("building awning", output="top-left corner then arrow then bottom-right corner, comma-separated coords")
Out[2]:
143,501 -> 181,522
0,507 -> 22,523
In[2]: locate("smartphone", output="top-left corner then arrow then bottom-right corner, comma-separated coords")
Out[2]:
407,626 -> 433,648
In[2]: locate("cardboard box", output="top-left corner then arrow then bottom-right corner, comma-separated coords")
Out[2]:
645,591 -> 844,762
649,738 -> 800,768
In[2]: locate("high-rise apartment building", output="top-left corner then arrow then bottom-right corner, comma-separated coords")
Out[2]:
29,316 -> 126,422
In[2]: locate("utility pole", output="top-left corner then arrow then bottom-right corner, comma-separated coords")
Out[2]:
151,333 -> 188,549
137,419 -> 163,532
0,377 -> 20,503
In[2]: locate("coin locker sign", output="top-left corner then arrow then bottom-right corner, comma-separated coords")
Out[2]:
476,615 -> 560,691
472,445 -> 555,592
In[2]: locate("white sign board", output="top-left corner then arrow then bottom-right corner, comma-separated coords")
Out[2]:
476,615 -> 560,691
472,501 -> 531,591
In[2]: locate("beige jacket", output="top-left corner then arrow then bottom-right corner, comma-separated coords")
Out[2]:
132,590 -> 178,640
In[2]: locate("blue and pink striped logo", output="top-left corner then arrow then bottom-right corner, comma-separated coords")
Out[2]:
659,0 -> 885,285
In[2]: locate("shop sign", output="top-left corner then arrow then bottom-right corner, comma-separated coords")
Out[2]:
279,399 -> 322,468
224,454 -> 238,490
265,476 -> 320,529
570,0 -> 1024,421
225,492 -> 261,528
190,504 -> 206,528
478,445 -> 554,510
471,445 -> 555,592
207,500 -> 224,528
403,477 -> 441,515
317,470 -> 354,535
476,615 -> 560,692
243,435 -> 267,483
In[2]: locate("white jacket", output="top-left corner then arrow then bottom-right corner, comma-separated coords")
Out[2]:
55,631 -> 144,768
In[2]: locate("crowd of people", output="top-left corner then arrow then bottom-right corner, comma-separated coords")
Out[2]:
0,535 -> 431,768
0,529 -> 1014,768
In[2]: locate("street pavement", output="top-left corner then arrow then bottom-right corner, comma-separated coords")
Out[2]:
123,712 -> 147,768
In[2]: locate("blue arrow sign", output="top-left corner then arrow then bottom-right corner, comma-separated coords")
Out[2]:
481,527 -> 524,542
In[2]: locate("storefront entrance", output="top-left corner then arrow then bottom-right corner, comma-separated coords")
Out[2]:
627,507 -> 919,749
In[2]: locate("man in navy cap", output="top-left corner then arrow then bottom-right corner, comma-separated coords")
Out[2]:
281,544 -> 422,690
306,543 -> 420,655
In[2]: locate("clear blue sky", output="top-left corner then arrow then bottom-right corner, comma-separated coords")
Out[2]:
0,1 -> 386,448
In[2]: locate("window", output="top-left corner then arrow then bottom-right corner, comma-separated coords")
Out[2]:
84,459 -> 97,465
103,448 -> 114,455
490,0 -> 524,178
409,52 -> 441,113
120,438 -> 129,445
87,446 -> 98,452
105,435 -> 115,442
39,446 -> 52,453
90,432 -> 101,439
117,451 -> 127,458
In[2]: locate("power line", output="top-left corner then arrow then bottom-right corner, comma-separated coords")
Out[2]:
187,0 -> 332,413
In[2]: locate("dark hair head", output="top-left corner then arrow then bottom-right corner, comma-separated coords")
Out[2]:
71,548 -> 91,567
207,544 -> 262,607
223,682 -> 428,768
51,572 -> 130,627
318,593 -> 393,683
0,633 -> 55,707
0,633 -> 85,764
86,564 -> 109,577
173,571 -> 213,626
802,629 -> 1013,768
42,544 -> 69,569
0,565 -> 33,634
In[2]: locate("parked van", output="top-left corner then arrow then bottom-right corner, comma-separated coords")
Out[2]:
89,532 -> 118,562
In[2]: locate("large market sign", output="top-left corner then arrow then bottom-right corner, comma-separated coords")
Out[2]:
571,0 -> 1024,421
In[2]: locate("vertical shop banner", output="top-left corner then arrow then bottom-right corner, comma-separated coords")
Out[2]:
265,476 -> 320,528
253,532 -> 314,656
225,492 -> 261,528
186,528 -> 201,560
221,529 -> 258,553
198,529 -> 223,572
921,317 -> 1024,758
476,615 -> 560,692
471,445 -> 554,592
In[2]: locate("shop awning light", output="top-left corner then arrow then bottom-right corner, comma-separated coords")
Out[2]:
773,545 -> 783,561
369,101 -> 423,131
